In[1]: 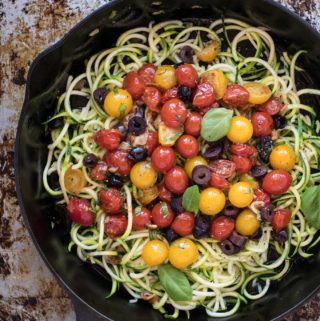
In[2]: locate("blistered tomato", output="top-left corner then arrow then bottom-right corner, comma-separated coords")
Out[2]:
253,188 -> 271,205
228,182 -> 254,208
145,130 -> 159,155
230,144 -> 256,157
197,40 -> 220,63
137,185 -> 159,205
132,207 -> 151,230
100,188 -> 124,214
236,209 -> 260,236
169,238 -> 199,269
91,161 -> 108,181
138,63 -> 157,84
184,112 -> 202,136
227,116 -> 253,144
104,214 -> 128,238
161,98 -> 187,128
192,82 -> 216,108
176,135 -> 199,159
104,88 -> 133,117
151,146 -> 176,172
209,160 -> 236,178
231,155 -> 252,173
64,168 -> 86,193
142,87 -> 162,112
243,82 -> 272,105
151,202 -> 175,228
269,145 -> 296,171
185,156 -> 208,178
158,183 -> 173,202
67,197 -> 95,226
272,208 -> 292,232
210,216 -> 235,241
130,161 -> 157,189
154,65 -> 177,90
251,112 -> 274,137
164,166 -> 189,194
142,240 -> 169,266
123,71 -> 145,99
94,129 -> 122,151
171,212 -> 195,236
209,173 -> 229,190
201,69 -> 227,100
103,149 -> 132,176
161,87 -> 179,104
199,187 -> 226,215
223,84 -> 249,106
262,170 -> 292,195
175,64 -> 198,88
257,96 -> 284,115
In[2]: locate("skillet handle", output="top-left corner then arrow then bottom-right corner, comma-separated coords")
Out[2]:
72,297 -> 108,321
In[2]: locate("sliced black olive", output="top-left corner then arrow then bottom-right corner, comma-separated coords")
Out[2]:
93,88 -> 109,106
273,115 -> 287,129
128,116 -> 147,136
49,117 -> 64,129
70,95 -> 89,109
260,205 -> 275,222
251,165 -> 268,178
128,147 -> 147,163
83,153 -> 98,168
223,200 -> 240,218
250,227 -> 263,241
113,123 -> 128,139
203,143 -> 222,160
106,173 -> 123,189
229,231 -> 248,248
220,240 -> 241,255
170,196 -> 184,214
257,136 -> 272,163
166,228 -> 179,242
192,165 -> 211,185
178,86 -> 193,102
193,215 -> 210,239
272,228 -> 288,244
221,137 -> 231,154
179,46 -> 194,63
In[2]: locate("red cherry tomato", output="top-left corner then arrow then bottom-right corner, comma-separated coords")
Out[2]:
161,87 -> 179,104
123,71 -> 145,99
223,84 -> 249,106
151,146 -> 176,172
209,160 -> 236,178
67,197 -> 95,226
210,216 -> 235,241
257,96 -> 284,115
272,208 -> 292,233
262,170 -> 292,195
251,112 -> 274,137
175,64 -> 198,88
91,161 -> 108,181
161,98 -> 187,128
132,207 -> 151,230
193,82 -> 216,108
171,212 -> 195,236
142,86 -> 162,112
158,183 -> 173,202
145,131 -> 159,155
104,214 -> 128,238
151,202 -> 175,228
104,149 -> 132,176
164,166 -> 189,194
231,155 -> 252,173
209,173 -> 229,190
100,188 -> 125,214
184,112 -> 202,136
94,129 -> 122,151
230,144 -> 257,157
176,135 -> 199,158
138,63 -> 157,84
253,188 -> 271,205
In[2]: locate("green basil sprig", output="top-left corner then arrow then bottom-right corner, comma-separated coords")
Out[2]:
182,185 -> 200,214
301,185 -> 320,229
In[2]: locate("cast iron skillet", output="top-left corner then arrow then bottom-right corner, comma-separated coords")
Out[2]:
15,0 -> 320,320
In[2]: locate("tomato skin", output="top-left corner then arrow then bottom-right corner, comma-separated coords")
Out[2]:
138,63 -> 157,84
94,129 -> 122,151
257,96 -> 284,115
272,208 -> 292,232
209,173 -> 229,190
231,155 -> 252,173
158,183 -> 173,202
100,188 -> 125,214
171,212 -> 195,236
123,71 -> 146,99
103,149 -> 132,176
145,131 -> 159,155
184,112 -> 202,136
67,198 -> 95,226
164,166 -> 189,194
151,202 -> 175,228
151,146 -> 176,172
104,214 -> 128,238
253,188 -> 271,205
176,135 -> 199,158
132,207 -> 151,230
209,160 -> 236,178
251,112 -> 274,137
91,161 -> 108,181
262,170 -> 292,195
161,87 -> 179,104
230,144 -> 257,157
193,82 -> 216,108
175,64 -> 198,88
223,84 -> 249,106
161,98 -> 187,128
210,216 -> 235,241
142,86 -> 162,112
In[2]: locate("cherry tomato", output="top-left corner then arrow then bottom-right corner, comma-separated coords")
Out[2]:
209,173 -> 229,190
142,86 -> 162,112
272,208 -> 292,232
123,71 -> 146,99
132,207 -> 151,230
164,166 -> 189,194
176,135 -> 199,159
161,98 -> 187,128
201,69 -> 227,100
103,149 -> 132,176
184,112 -> 202,136
67,197 -> 95,226
130,161 -> 158,189
94,129 -> 122,151
230,144 -> 257,157
171,212 -> 195,236
197,40 -> 220,63
251,112 -> 274,137
244,83 -> 272,105
236,209 -> 260,236
209,160 -> 236,178
228,182 -> 254,208
231,155 -> 252,173
169,238 -> 199,269
151,202 -> 175,228
199,187 -> 226,215
158,123 -> 182,147
223,84 -> 249,106
253,188 -> 271,205
154,65 -> 177,90
91,161 -> 108,181
262,170 -> 292,195
158,183 -> 173,202
210,216 -> 235,241
137,185 -> 159,205
192,82 -> 216,108
64,168 -> 86,193
151,146 -> 176,172
104,89 -> 133,117
142,240 -> 168,266
100,188 -> 124,214
185,156 -> 208,178
104,214 -> 128,238
269,144 -> 296,171
175,64 -> 198,88
239,173 -> 259,190
138,63 -> 157,84
257,96 -> 284,115
145,131 -> 159,155
227,116 -> 253,144
161,87 -> 179,104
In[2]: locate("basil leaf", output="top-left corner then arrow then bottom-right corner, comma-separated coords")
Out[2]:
200,108 -> 233,142
182,185 -> 200,214
301,185 -> 320,229
158,264 -> 192,301
160,202 -> 169,216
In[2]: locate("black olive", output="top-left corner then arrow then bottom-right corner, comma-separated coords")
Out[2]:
178,86 -> 193,102
260,205 -> 275,222
166,229 -> 179,242
250,227 -> 263,241
203,143 -> 222,160
106,174 -> 123,189
49,117 -> 64,129
221,137 -> 231,154
113,123 -> 128,139
257,136 -> 272,163
83,153 -> 98,168
70,95 -> 89,109
251,165 -> 268,178
128,116 -> 147,136
93,88 -> 109,106
229,231 -> 248,248
272,228 -> 288,244
223,201 -> 240,218
192,165 -> 211,185
48,172 -> 61,191
220,240 -> 241,255
273,115 -> 287,129
193,215 -> 210,239
170,196 -> 184,214
179,46 -> 194,63
128,147 -> 148,163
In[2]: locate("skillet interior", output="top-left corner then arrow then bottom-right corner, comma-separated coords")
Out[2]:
15,0 -> 320,320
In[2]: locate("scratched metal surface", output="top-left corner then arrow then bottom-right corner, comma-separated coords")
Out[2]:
1,0 -> 320,320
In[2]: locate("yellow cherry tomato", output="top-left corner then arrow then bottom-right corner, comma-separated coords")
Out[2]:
154,65 -> 177,90
228,182 -> 254,208
270,144 -> 296,171
130,161 -> 158,189
169,238 -> 199,269
243,82 -> 272,105
104,88 -> 133,117
142,240 -> 169,267
236,209 -> 260,236
64,168 -> 86,193
227,116 -> 253,144
201,69 -> 227,99
197,40 -> 220,63
158,123 -> 182,146
184,156 -> 208,178
199,187 -> 226,216
239,173 -> 259,190
137,185 -> 159,205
